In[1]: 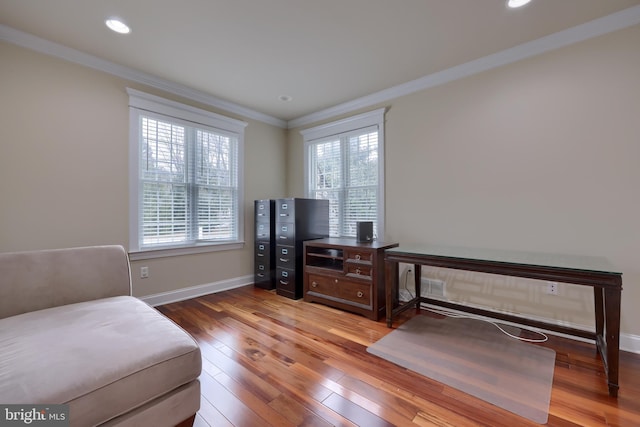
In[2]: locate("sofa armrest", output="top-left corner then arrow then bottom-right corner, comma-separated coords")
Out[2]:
0,245 -> 132,319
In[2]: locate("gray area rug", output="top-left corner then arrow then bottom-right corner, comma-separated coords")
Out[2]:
367,315 -> 555,424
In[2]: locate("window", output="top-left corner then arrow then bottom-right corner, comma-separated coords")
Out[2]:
302,108 -> 385,238
128,89 -> 247,258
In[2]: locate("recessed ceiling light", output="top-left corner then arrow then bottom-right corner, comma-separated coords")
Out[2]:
507,0 -> 532,8
105,18 -> 130,34
279,95 -> 293,102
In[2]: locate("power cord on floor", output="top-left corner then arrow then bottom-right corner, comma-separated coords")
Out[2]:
401,269 -> 548,343
424,306 -> 549,343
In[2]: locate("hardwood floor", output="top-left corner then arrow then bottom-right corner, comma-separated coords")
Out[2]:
157,285 -> 640,427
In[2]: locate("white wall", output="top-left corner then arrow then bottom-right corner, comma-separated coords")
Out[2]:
289,24 -> 640,343
0,40 -> 287,298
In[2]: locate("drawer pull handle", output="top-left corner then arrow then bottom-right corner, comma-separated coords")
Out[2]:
355,268 -> 361,275
257,253 -> 264,257
280,280 -> 289,285
312,281 -> 318,288
355,254 -> 361,260
280,258 -> 288,262
334,279 -> 338,283
257,273 -> 265,278
279,236 -> 287,239
357,291 -> 364,298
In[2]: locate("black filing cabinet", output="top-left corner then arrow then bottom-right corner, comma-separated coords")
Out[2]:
254,199 -> 276,289
275,198 -> 329,299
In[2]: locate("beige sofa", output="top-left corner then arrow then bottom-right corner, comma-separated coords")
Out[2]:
0,245 -> 201,426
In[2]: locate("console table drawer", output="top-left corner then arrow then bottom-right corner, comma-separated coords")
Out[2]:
307,274 -> 335,295
336,280 -> 371,305
345,249 -> 373,263
307,274 -> 371,306
345,264 -> 372,279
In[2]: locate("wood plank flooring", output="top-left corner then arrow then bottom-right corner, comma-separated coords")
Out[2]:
157,285 -> 640,427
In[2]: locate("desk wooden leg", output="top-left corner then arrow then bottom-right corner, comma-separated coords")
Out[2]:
604,286 -> 621,397
594,287 -> 604,338
414,264 -> 422,312
385,260 -> 398,327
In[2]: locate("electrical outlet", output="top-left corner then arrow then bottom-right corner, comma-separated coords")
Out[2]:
546,281 -> 558,295
140,266 -> 149,279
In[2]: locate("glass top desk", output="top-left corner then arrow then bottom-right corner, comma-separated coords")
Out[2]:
384,244 -> 623,397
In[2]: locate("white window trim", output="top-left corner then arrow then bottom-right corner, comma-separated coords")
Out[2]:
301,108 -> 386,239
127,88 -> 248,260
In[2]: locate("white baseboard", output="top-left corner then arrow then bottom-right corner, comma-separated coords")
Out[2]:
139,274 -> 254,307
622,333 -> 640,354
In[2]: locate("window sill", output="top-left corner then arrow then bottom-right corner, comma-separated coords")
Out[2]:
129,241 -> 244,261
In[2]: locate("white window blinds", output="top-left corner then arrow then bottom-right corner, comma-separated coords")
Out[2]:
303,109 -> 385,239
128,89 -> 246,255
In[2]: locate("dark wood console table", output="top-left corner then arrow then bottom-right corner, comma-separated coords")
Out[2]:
384,244 -> 623,397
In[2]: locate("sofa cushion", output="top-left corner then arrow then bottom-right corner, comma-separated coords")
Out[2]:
0,296 -> 201,426
0,245 -> 132,319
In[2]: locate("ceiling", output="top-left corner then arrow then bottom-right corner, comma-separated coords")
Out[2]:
1,0 -> 640,125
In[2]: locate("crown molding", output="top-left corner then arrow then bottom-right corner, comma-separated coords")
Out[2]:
287,5 -> 640,129
2,5 -> 640,132
0,24 -> 287,129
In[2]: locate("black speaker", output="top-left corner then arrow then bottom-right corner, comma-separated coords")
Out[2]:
356,221 -> 373,243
